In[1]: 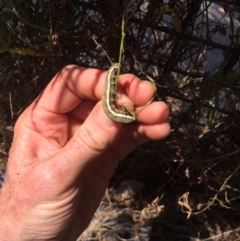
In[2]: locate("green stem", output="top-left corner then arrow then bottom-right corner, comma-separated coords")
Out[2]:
116,7 -> 126,79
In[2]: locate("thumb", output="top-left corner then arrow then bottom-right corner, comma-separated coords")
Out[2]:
59,102 -> 122,173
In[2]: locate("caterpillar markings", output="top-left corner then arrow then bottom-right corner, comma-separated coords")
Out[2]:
102,63 -> 136,123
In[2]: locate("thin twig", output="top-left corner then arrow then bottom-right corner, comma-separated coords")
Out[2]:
9,91 -> 13,120
92,37 -> 113,65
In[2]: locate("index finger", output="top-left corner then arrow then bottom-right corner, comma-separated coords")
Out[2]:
37,65 -> 155,115
38,65 -> 105,114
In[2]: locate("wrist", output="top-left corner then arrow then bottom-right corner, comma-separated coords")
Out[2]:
0,186 -> 21,241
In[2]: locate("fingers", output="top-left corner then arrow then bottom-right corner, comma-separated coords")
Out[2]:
136,101 -> 170,124
110,101 -> 171,155
117,74 -> 156,107
136,101 -> 170,140
36,66 -> 156,115
13,65 -> 170,170
52,101 -> 170,179
37,65 -> 105,114
54,102 -> 123,175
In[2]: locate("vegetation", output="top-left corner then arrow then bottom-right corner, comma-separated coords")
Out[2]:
1,0 -> 240,240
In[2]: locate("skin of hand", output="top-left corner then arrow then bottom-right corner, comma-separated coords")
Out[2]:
0,65 -> 170,241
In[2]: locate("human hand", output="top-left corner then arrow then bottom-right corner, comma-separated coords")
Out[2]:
0,65 -> 170,241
